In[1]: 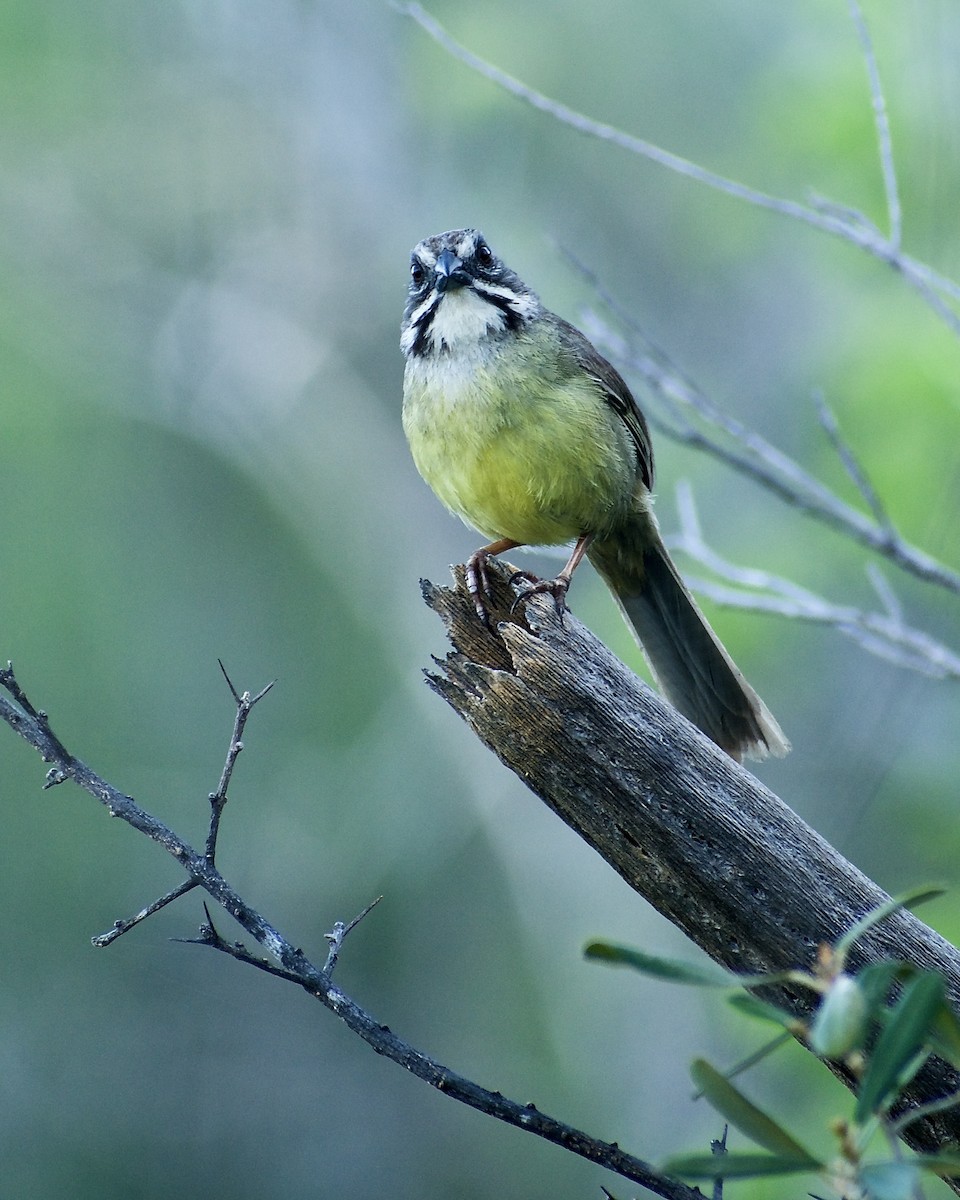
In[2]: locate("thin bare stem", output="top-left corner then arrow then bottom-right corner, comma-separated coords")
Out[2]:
812,389 -> 893,536
711,1126 -> 729,1200
207,662 -> 276,859
324,895 -> 383,974
579,311 -> 960,599
847,0 -> 901,248
397,3 -> 960,335
668,484 -> 960,680
92,879 -> 198,947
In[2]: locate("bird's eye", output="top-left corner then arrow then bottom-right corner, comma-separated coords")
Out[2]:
410,261 -> 426,286
475,241 -> 493,268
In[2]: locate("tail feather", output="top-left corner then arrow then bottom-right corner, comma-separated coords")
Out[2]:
590,528 -> 789,762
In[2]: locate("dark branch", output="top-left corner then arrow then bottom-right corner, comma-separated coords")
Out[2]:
92,879 -> 198,948
207,662 -> 276,858
0,661 -> 698,1200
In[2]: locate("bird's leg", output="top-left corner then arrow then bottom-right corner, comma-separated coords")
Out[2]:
465,538 -> 523,623
511,534 -> 593,615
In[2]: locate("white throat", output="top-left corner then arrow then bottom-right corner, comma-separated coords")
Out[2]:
426,288 -> 505,353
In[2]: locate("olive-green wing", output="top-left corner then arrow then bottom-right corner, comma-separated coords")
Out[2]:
554,316 -> 655,490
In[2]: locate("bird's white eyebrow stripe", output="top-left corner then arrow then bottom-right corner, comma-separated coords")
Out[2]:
413,244 -> 437,268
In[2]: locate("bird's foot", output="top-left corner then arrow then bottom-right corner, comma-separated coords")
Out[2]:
465,549 -> 498,624
509,572 -> 570,620
464,539 -> 523,624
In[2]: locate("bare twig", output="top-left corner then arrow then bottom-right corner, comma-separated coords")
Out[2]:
92,879 -> 198,948
711,1126 -> 729,1200
90,664 -> 276,947
578,311 -> 960,599
867,563 -> 903,624
207,662 -> 276,858
847,0 -> 901,248
0,663 -> 699,1200
324,895 -> 383,974
666,484 -> 960,680
175,904 -> 310,985
812,389 -> 893,536
396,3 -> 960,334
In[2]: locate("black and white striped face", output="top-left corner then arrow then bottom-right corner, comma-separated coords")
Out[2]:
401,229 -> 541,358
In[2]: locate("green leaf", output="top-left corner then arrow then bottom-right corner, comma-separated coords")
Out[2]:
854,962 -> 960,1070
855,971 -> 946,1122
930,999 -> 960,1069
665,1151 -> 821,1180
856,960 -> 904,1013
835,886 -> 945,960
859,1160 -> 919,1200
726,992 -> 798,1027
691,1033 -> 793,1101
690,1058 -> 819,1163
584,942 -> 794,989
583,942 -> 736,987
913,1152 -> 960,1178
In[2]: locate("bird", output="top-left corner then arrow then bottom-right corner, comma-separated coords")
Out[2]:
400,227 -> 788,762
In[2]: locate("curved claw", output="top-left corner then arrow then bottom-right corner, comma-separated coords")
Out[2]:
465,538 -> 523,624
510,575 -> 570,620
462,534 -> 591,627
506,568 -> 541,589
465,551 -> 494,624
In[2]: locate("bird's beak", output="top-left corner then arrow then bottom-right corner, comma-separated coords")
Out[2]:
435,249 -> 467,292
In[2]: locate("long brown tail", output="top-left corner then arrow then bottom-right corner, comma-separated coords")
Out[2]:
589,523 -> 789,761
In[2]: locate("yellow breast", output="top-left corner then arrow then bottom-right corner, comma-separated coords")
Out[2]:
402,326 -> 637,546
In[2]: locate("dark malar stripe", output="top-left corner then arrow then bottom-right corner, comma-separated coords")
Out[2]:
409,283 -> 529,358
409,294 -> 442,357
472,285 -> 527,333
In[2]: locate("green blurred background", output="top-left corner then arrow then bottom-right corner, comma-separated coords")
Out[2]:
2,2 -> 959,1196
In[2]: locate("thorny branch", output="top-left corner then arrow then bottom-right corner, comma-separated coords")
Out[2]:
206,660 -> 275,859
0,661 -> 699,1200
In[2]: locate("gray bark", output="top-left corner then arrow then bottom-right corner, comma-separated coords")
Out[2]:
423,561 -> 960,1172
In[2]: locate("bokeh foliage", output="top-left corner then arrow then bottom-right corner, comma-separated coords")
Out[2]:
2,2 -> 959,1197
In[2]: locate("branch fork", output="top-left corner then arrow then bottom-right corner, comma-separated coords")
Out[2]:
0,659 -> 700,1200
